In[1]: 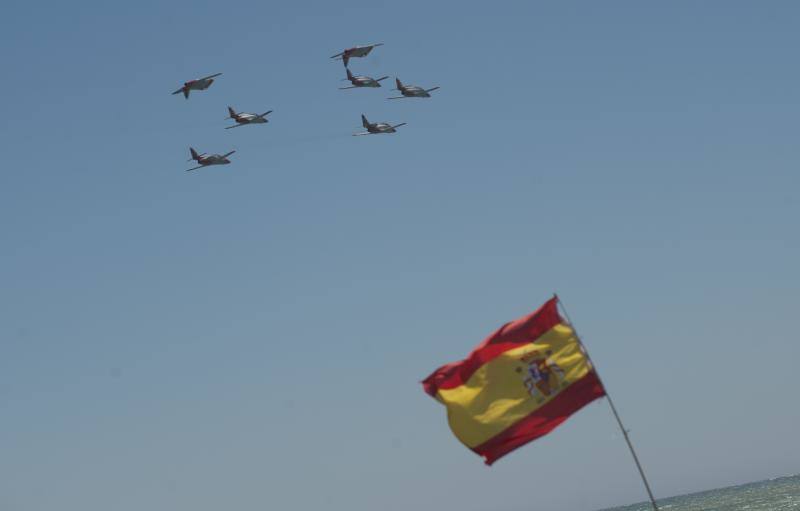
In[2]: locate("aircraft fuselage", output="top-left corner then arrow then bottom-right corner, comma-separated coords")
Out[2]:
368,123 -> 397,134
351,76 -> 382,87
199,155 -> 231,165
400,86 -> 431,97
235,114 -> 267,124
345,46 -> 376,58
187,78 -> 215,90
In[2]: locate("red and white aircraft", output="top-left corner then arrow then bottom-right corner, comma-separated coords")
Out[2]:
186,147 -> 235,172
388,78 -> 440,99
353,114 -> 406,136
340,68 -> 389,89
331,43 -> 383,67
172,73 -> 222,99
225,107 -> 272,129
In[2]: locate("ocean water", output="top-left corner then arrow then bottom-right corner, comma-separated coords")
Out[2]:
600,474 -> 800,511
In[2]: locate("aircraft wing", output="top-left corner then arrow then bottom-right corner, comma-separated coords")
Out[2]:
222,150 -> 236,158
185,165 -> 205,172
258,110 -> 273,118
339,86 -> 358,90
172,88 -> 183,95
199,73 -> 222,80
425,86 -> 441,93
391,123 -> 407,129
376,76 -> 389,82
387,96 -> 408,100
352,131 -> 372,136
330,52 -> 344,59
224,124 -> 245,129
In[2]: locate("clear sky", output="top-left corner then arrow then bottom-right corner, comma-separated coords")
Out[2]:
1,1 -> 799,510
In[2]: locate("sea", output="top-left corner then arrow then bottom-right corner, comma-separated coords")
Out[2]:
599,474 -> 800,511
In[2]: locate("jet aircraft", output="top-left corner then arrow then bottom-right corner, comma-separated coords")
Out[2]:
340,69 -> 389,89
388,78 -> 440,99
331,43 -> 383,67
353,114 -> 406,136
186,147 -> 235,171
172,73 -> 222,99
225,107 -> 272,129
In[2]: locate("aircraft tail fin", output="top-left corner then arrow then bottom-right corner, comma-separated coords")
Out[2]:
395,78 -> 403,90
227,106 -> 237,119
346,68 -> 354,80
189,147 -> 200,161
361,114 -> 370,128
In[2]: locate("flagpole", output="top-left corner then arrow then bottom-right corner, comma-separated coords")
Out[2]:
555,294 -> 660,511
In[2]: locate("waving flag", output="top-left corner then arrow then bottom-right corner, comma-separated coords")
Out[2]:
422,297 -> 606,465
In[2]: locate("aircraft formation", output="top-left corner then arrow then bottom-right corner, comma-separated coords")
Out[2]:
173,43 -> 439,172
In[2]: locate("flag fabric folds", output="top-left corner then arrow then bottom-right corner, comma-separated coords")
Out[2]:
422,297 -> 606,465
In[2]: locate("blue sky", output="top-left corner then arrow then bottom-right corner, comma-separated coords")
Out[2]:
1,1 -> 799,510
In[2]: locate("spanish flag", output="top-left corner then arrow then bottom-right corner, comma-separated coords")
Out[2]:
422,297 -> 606,465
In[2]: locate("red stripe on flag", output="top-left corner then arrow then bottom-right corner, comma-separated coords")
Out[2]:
473,370 -> 606,465
422,297 -> 562,396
